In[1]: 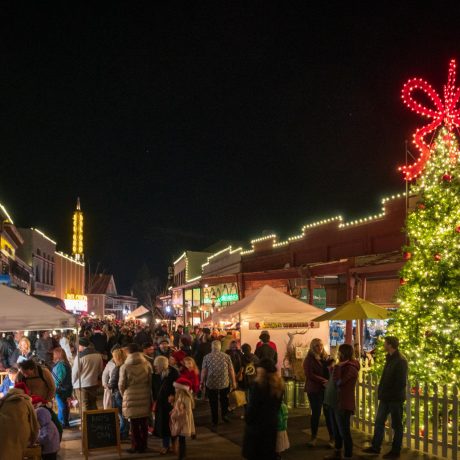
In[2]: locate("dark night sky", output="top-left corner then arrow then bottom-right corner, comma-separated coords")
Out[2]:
0,2 -> 459,292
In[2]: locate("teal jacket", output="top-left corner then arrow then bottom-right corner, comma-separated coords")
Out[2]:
277,402 -> 288,431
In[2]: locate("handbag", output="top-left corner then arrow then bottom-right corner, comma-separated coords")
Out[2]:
170,403 -> 187,437
228,389 -> 247,410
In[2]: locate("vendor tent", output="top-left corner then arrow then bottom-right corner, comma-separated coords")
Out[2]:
211,285 -> 329,367
127,305 -> 150,318
211,284 -> 325,323
0,284 -> 76,331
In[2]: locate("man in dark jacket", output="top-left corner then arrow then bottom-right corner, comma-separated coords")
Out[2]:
363,336 -> 408,459
254,332 -> 277,365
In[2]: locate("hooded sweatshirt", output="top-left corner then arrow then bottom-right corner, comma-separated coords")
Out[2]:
36,406 -> 60,454
333,359 -> 360,412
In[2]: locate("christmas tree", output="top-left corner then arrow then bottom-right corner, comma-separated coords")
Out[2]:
387,128 -> 460,385
382,60 -> 460,385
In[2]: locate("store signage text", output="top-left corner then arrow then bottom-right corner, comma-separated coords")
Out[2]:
249,321 -> 320,330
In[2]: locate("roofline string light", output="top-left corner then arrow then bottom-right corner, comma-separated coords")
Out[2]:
400,58 -> 460,180
0,202 -> 14,224
31,228 -> 57,245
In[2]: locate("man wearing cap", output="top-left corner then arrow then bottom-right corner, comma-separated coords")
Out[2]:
256,330 -> 278,352
201,340 -> 237,426
72,337 -> 103,411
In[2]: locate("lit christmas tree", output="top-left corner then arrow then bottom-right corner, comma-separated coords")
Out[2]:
387,60 -> 460,385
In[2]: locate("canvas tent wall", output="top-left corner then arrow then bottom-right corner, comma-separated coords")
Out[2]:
211,285 -> 329,367
0,284 -> 76,331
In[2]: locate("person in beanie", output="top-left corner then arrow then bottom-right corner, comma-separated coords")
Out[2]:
363,336 -> 408,459
170,377 -> 196,460
242,358 -> 284,460
255,332 -> 278,364
72,337 -> 103,411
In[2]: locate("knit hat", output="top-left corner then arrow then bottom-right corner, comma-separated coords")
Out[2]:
173,377 -> 191,391
172,350 -> 186,364
14,382 -> 30,395
79,337 -> 90,347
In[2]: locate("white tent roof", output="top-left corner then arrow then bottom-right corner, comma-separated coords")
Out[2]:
0,285 -> 76,331
211,285 -> 325,323
127,305 -> 150,318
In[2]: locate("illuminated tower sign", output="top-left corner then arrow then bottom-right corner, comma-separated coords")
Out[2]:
72,197 -> 84,261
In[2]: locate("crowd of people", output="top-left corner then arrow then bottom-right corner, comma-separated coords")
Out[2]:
0,317 -> 408,460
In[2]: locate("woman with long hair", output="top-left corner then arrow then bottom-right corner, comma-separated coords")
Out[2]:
108,348 -> 129,440
152,355 -> 179,454
52,347 -> 73,428
10,336 -> 33,366
303,338 -> 334,447
242,358 -> 284,460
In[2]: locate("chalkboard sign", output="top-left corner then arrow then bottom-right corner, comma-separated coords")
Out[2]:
82,409 -> 121,459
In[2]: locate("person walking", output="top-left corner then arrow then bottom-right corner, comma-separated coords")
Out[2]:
242,358 -> 284,460
108,348 -> 129,441
71,337 -> 103,411
226,340 -> 244,381
119,343 -> 152,454
194,328 -> 212,370
51,347 -> 73,428
152,355 -> 179,454
255,331 -> 278,364
170,377 -> 196,460
200,340 -> 236,426
363,336 -> 408,459
326,344 -> 360,460
303,338 -> 334,447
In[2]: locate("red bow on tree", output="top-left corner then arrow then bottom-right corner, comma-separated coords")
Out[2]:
400,59 -> 460,180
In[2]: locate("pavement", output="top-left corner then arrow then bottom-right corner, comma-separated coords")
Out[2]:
57,402 -> 439,460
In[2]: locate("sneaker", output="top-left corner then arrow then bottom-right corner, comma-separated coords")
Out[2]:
382,452 -> 400,459
362,447 -> 380,455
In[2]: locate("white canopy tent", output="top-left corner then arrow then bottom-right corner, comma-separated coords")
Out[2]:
126,305 -> 150,319
211,285 -> 330,365
0,284 -> 76,331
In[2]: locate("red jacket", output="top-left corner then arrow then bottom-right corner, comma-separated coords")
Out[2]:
303,352 -> 328,393
180,368 -> 200,395
333,360 -> 360,412
256,341 -> 277,352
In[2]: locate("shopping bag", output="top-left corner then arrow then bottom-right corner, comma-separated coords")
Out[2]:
228,390 -> 247,410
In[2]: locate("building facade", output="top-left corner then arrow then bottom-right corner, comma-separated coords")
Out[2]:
0,202 -> 32,293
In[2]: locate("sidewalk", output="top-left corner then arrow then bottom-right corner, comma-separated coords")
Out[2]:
58,402 -> 439,460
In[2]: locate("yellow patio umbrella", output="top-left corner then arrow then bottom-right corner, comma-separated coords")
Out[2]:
313,296 -> 390,350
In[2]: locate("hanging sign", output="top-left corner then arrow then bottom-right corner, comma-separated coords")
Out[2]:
249,321 -> 319,330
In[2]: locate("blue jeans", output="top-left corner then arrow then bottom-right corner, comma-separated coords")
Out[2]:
113,394 -> 129,440
372,401 -> 404,453
307,391 -> 334,438
333,409 -> 353,457
56,393 -> 70,427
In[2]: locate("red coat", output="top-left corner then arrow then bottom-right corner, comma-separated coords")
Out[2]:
256,341 -> 277,352
180,368 -> 200,395
303,352 -> 328,393
333,360 -> 360,412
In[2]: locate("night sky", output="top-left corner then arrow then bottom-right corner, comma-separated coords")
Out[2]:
1,3 -> 459,292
